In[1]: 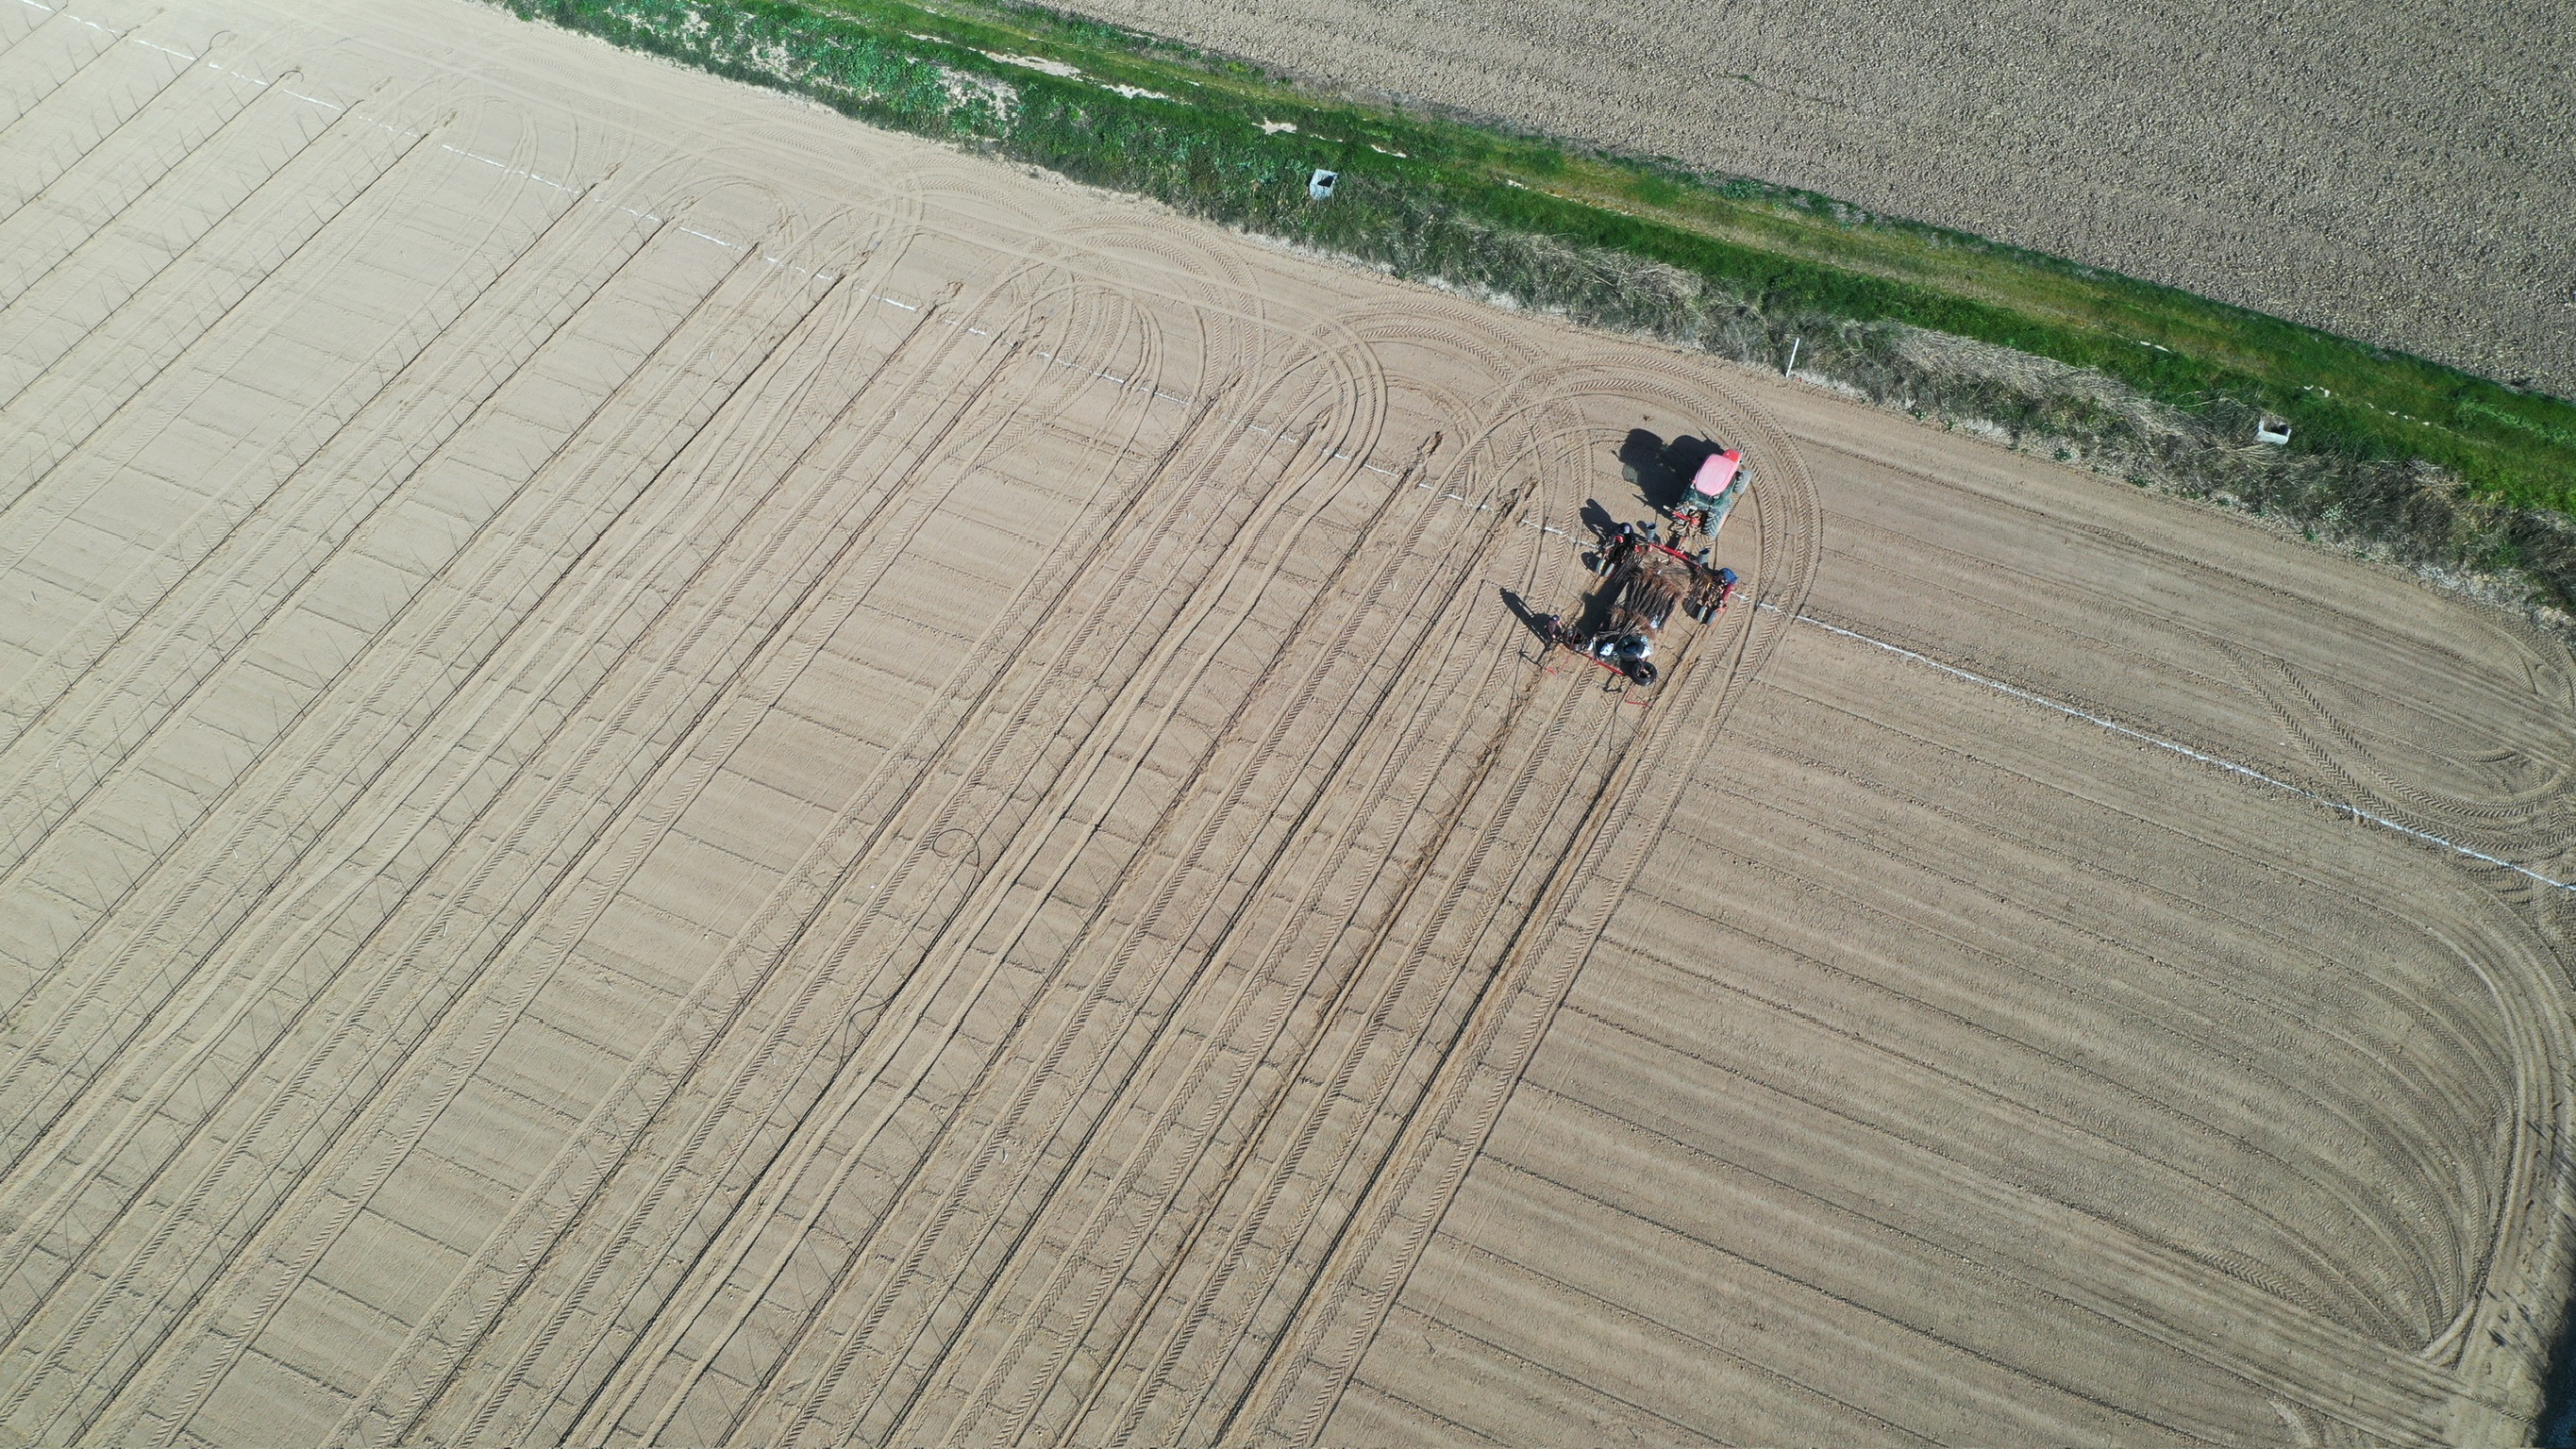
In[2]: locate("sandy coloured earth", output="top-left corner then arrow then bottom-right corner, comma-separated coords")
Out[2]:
1054,0 -> 2576,396
3,0 -> 2575,1443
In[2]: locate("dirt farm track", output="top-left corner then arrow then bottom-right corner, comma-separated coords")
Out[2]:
5,1 -> 2576,1443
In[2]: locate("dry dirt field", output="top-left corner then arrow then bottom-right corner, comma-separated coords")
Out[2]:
1055,0 -> 2576,395
5,0 -> 2576,1444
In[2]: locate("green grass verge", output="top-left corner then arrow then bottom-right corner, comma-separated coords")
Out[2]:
497,0 -> 2576,517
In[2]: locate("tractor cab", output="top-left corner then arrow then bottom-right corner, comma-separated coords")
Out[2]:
1671,448 -> 1748,541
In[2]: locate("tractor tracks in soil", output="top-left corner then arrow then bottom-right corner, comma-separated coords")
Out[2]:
5,2 -> 2573,1442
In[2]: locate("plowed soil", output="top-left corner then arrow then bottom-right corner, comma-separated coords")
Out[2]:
1056,0 -> 2576,395
2,0 -> 2573,1443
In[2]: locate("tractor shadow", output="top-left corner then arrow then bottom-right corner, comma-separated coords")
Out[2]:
1618,429 -> 1723,513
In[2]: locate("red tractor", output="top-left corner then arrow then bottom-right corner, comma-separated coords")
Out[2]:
1669,447 -> 1747,542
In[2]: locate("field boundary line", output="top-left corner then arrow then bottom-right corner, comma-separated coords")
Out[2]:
1762,603 -> 2576,894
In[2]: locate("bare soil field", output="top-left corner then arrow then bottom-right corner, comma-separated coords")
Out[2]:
2,0 -> 2574,1443
1052,0 -> 2576,397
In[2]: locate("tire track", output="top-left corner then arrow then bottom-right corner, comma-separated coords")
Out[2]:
575,364 -> 1377,1446
890,464 -> 1553,1449
1223,357 -> 1824,1445
0,236 -> 810,1293
315,259 -> 1189,1449
0,155 -> 597,874
0,29 -> 199,231
1036,380 -> 1580,1445
1741,645 -> 2545,1338
285,242 -> 1203,1445
1081,464 -> 1594,1443
0,92 -> 417,514
448,360 -> 1242,1449
0,62 -> 304,347
0,210 -> 740,1158
1513,1012 -> 2470,1443
0,199 -> 669,1099
1030,558 -> 1551,1449
880,313 -> 1564,1449
0,255 -> 884,1447
728,300 -> 1409,1449
92,287 -> 1008,1447
411,372 -> 1208,1449
1640,765 -> 2475,1335
0,8 -> 120,175
1827,508 -> 2576,855
789,445 -> 1447,1449
1815,452 -> 2576,854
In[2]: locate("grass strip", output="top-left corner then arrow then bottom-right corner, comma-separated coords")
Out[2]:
491,0 -> 2576,610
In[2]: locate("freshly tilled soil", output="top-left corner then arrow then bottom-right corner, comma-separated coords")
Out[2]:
1,0 -> 2572,1443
